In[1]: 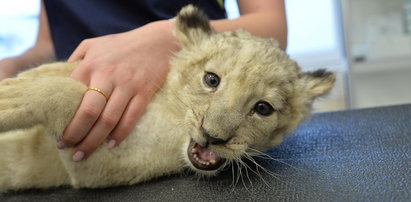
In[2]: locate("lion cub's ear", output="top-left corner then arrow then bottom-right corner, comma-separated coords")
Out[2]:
298,69 -> 336,100
175,5 -> 214,47
268,69 -> 335,147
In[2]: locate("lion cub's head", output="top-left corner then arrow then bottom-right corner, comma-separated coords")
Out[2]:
169,6 -> 335,175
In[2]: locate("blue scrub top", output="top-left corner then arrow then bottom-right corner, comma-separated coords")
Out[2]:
44,0 -> 226,60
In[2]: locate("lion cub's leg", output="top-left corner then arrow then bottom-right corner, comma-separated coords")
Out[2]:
0,62 -> 86,190
0,62 -> 86,135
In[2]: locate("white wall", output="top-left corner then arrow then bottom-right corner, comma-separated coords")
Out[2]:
0,0 -> 39,17
286,0 -> 341,56
0,0 -> 39,59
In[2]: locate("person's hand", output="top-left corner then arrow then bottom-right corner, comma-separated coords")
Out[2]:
59,20 -> 179,161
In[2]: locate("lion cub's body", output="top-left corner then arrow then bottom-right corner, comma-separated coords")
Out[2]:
0,6 -> 335,190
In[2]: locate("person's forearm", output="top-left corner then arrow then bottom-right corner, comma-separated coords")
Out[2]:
0,0 -> 55,78
19,41 -> 55,65
17,0 -> 56,69
210,12 -> 287,50
1,42 -> 55,75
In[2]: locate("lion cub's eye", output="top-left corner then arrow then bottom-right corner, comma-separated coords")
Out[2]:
254,101 -> 275,116
203,72 -> 220,88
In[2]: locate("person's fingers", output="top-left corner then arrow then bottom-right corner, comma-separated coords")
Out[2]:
107,94 -> 150,147
70,89 -> 131,161
68,39 -> 92,62
59,82 -> 112,148
69,62 -> 92,85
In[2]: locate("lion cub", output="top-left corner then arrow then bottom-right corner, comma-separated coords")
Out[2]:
0,6 -> 335,190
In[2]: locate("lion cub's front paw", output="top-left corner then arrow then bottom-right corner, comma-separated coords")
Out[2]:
0,77 -> 41,132
0,75 -> 86,136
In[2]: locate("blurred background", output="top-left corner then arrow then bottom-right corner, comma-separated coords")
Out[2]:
1,0 -> 410,112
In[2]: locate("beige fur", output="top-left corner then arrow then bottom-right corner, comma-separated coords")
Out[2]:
0,6 -> 335,190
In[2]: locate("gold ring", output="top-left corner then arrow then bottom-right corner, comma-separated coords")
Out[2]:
87,88 -> 109,101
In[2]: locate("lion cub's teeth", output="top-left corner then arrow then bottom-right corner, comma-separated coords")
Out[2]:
193,153 -> 213,166
191,148 -> 197,153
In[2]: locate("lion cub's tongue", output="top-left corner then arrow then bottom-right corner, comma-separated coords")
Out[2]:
196,144 -> 220,162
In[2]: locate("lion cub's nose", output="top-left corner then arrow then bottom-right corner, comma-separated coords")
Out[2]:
200,126 -> 226,145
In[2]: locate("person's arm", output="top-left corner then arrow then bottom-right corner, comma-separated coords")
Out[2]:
0,0 -> 55,80
60,0 -> 287,162
212,0 -> 287,50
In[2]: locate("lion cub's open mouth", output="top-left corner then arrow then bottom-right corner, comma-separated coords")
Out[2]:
187,140 -> 225,171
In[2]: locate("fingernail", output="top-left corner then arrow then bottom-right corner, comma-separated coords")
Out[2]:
108,139 -> 116,149
57,141 -> 66,150
73,151 -> 85,162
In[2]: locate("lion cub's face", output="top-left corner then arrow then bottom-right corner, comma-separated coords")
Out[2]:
170,6 -> 335,174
